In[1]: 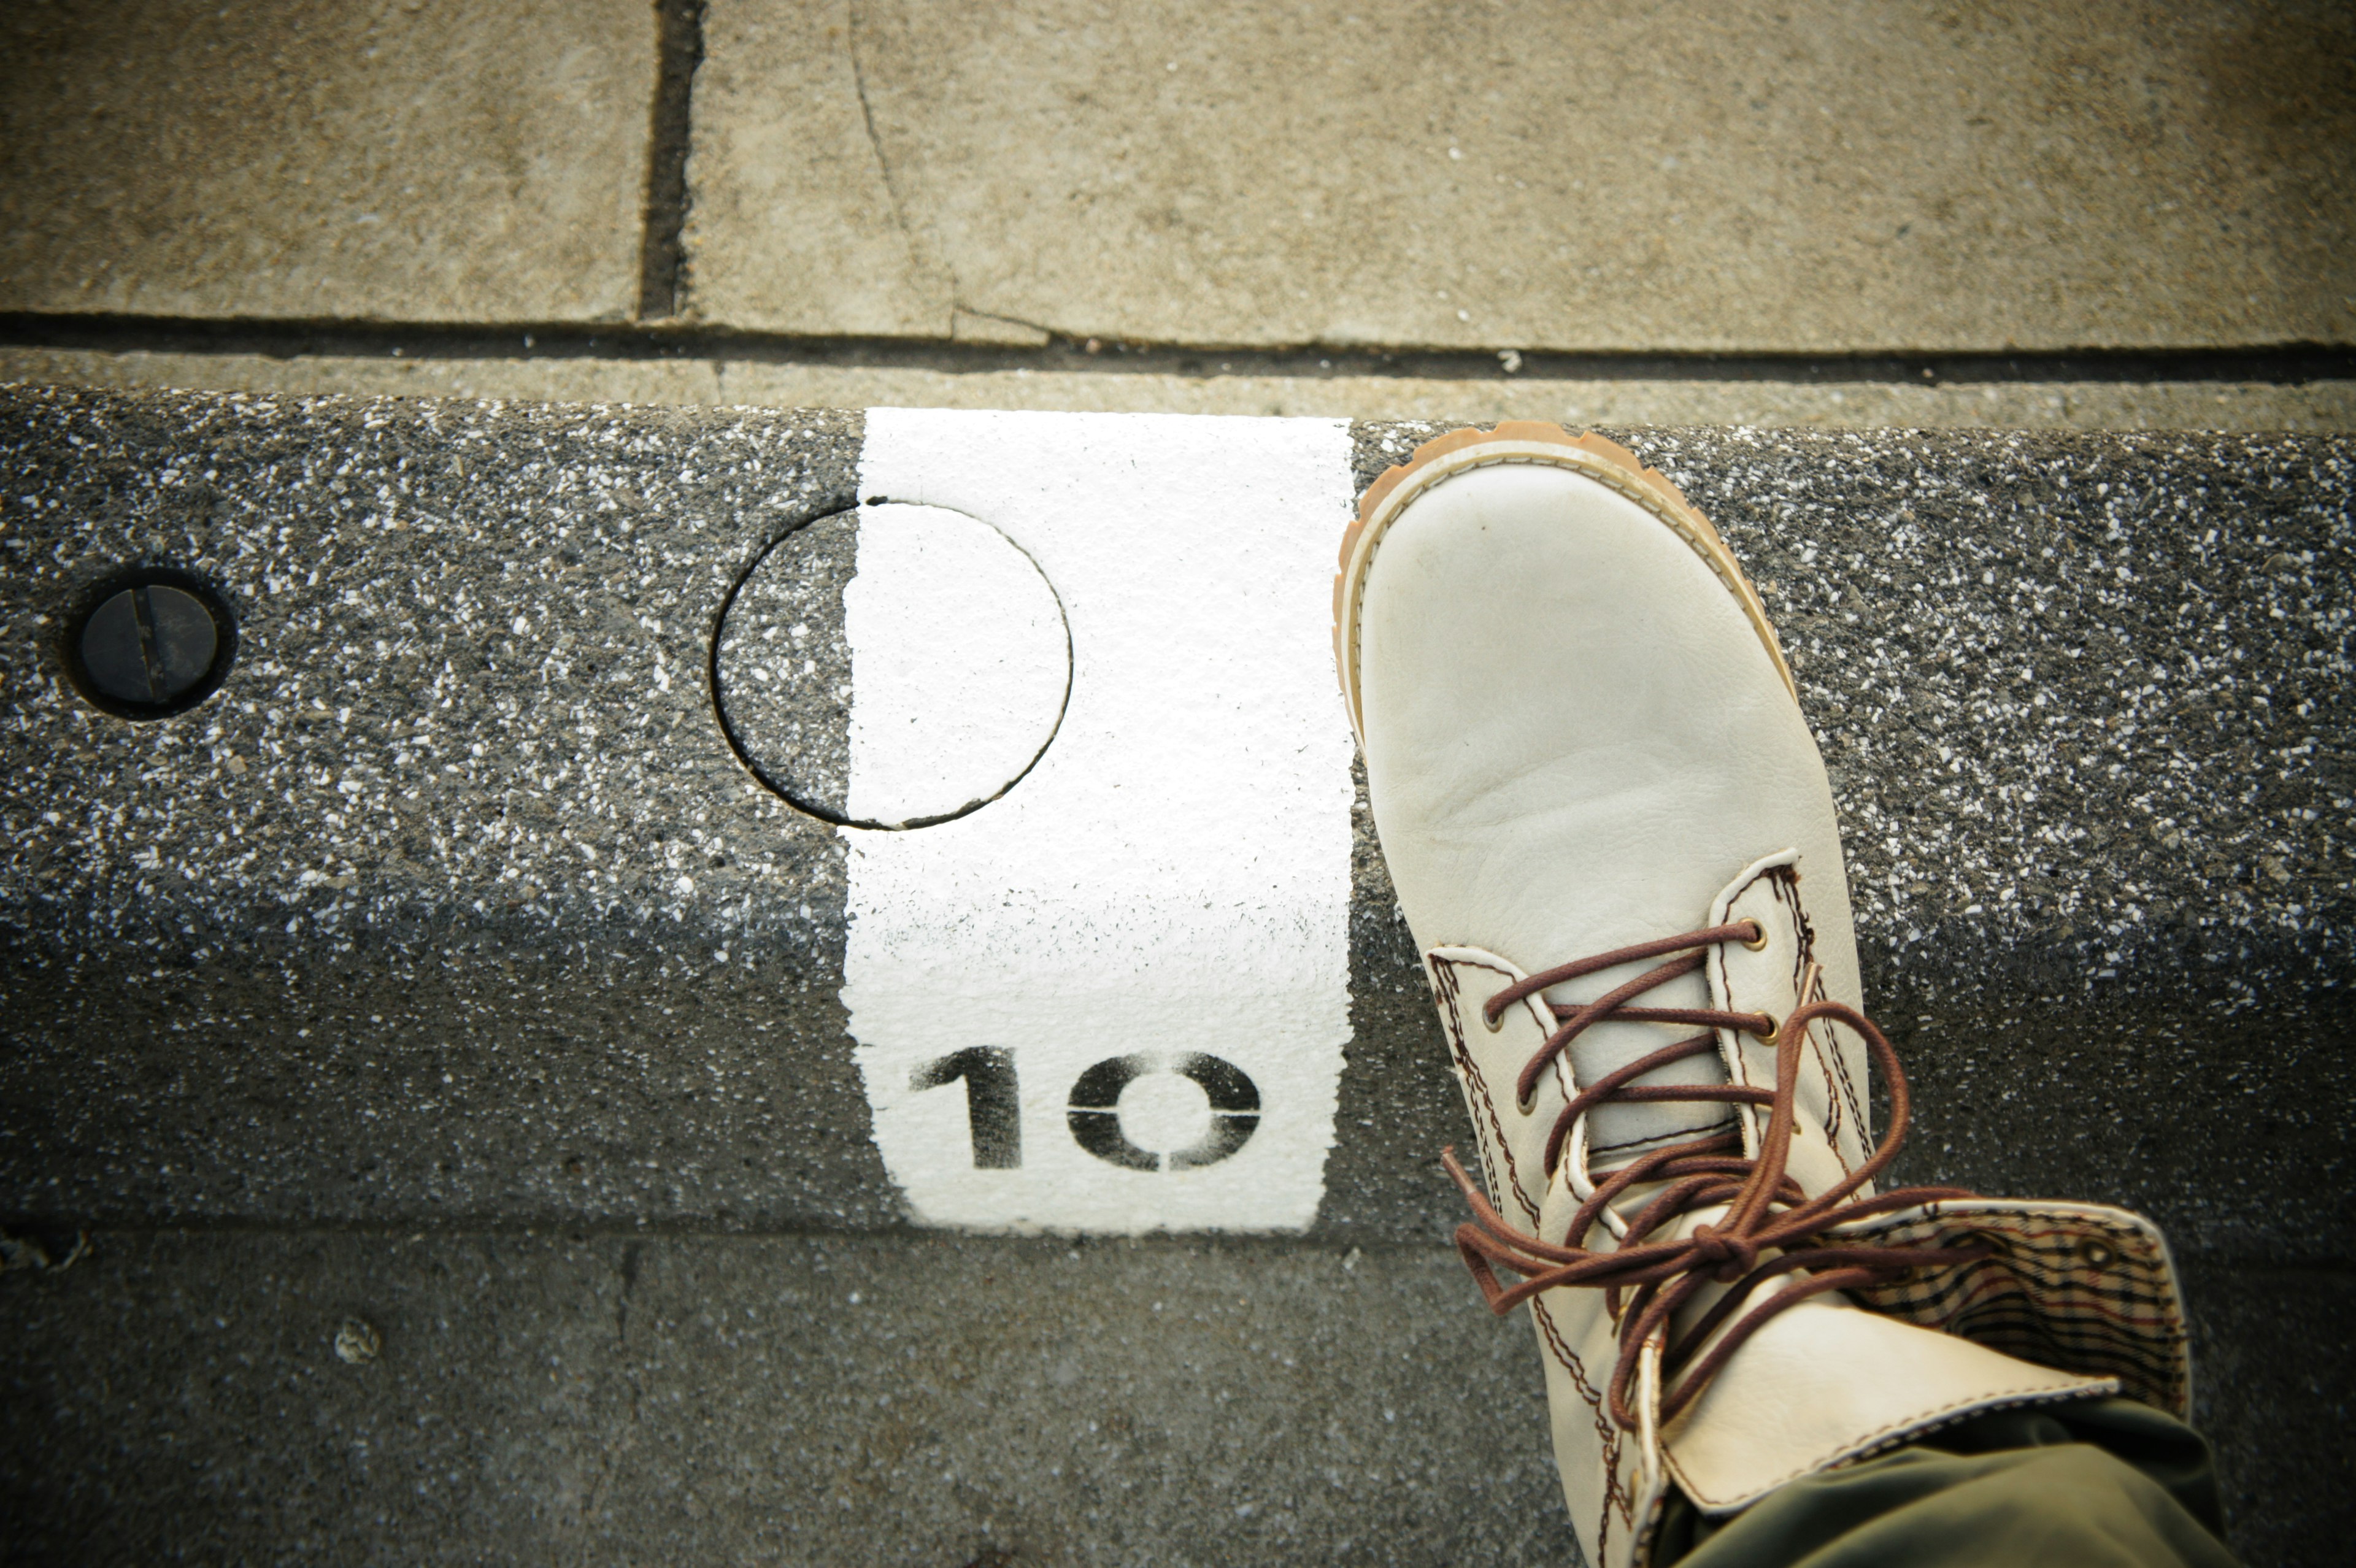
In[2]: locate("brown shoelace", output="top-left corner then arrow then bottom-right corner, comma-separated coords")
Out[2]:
1445,920 -> 1984,1431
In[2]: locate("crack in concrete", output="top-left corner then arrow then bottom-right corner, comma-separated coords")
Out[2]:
952,306 -> 1057,345
844,0 -> 960,332
574,1240 -> 649,1561
615,1239 -> 642,1343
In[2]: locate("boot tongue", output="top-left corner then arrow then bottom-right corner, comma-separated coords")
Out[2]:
1547,958 -> 1737,1182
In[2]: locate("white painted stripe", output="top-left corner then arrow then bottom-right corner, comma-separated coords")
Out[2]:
844,409 -> 1358,1232
842,503 -> 1069,829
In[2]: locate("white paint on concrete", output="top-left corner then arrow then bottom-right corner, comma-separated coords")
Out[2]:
1118,1071 -> 1212,1153
842,502 -> 1070,829
844,408 -> 1358,1232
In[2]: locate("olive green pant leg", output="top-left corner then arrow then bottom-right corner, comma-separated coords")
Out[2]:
1655,1398 -> 2238,1568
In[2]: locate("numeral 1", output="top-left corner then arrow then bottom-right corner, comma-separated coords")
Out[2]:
907,1047 -> 1022,1169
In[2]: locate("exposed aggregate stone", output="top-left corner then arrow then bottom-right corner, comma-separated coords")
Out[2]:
712,507 -> 859,819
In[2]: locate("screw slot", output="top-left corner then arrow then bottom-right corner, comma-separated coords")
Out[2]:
64,568 -> 237,720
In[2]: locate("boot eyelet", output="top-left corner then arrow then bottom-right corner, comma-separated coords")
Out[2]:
1747,1013 -> 1779,1042
2079,1239 -> 2116,1271
1480,1005 -> 1505,1034
1741,920 -> 1771,951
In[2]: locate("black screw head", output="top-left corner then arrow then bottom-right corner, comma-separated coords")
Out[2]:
65,569 -> 237,720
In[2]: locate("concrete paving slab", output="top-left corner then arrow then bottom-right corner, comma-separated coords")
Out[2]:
688,0 -> 2356,352
680,0 -> 953,337
0,388 -> 2348,1258
0,0 -> 658,323
1,1231 -> 631,1562
1,348 -> 732,407
10,347 -> 2356,431
0,1232 -> 2339,1566
2177,1256 -> 2356,1568
0,1233 -> 1568,1567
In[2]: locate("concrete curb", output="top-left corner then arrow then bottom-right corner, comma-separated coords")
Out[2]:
1,387 -> 2347,1255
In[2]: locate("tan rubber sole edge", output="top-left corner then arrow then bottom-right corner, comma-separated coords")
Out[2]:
1332,421 -> 1796,742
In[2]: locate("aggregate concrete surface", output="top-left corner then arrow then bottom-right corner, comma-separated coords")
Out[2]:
2,386 -> 2350,1563
714,507 -> 861,817
687,0 -> 2356,351
0,0 -> 657,323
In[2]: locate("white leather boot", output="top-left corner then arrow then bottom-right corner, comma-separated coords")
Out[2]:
1336,424 -> 2192,1568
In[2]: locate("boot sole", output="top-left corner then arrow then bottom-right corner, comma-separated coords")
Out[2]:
1332,421 -> 1796,742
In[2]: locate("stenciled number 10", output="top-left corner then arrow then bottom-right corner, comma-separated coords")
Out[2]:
909,1048 -> 1261,1172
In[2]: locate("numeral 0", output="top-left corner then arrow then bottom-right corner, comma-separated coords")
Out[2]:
909,1050 -> 1260,1171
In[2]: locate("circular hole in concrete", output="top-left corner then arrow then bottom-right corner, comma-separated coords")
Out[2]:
63,568 -> 239,721
714,503 -> 1071,830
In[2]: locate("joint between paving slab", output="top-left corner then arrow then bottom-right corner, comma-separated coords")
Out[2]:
636,0 -> 709,321
5,312 -> 2354,386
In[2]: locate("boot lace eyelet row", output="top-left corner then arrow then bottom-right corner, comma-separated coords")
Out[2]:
1446,921 -> 1988,1433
